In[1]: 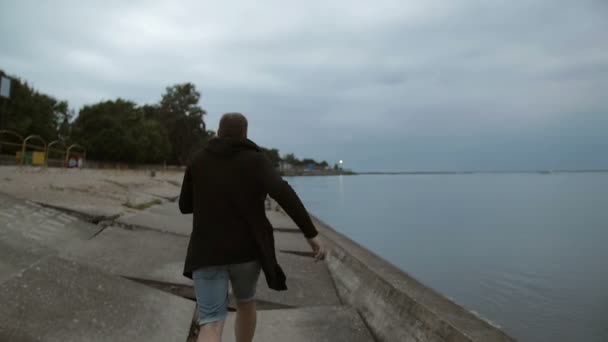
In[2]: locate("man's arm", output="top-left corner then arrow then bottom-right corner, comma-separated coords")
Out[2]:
179,167 -> 193,214
259,156 -> 318,238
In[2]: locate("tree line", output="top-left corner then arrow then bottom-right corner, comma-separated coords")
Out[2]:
1,69 -> 213,164
0,69 -> 327,167
72,83 -> 212,164
0,70 -> 71,142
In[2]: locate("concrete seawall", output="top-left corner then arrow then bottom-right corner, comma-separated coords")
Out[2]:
1,166 -> 516,341
310,215 -> 516,342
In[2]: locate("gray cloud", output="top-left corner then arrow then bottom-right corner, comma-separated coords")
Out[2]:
1,0 -> 607,170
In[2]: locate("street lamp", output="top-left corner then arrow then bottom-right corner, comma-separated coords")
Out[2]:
334,160 -> 344,172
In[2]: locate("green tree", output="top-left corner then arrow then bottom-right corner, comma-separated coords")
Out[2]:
56,107 -> 74,141
72,99 -> 170,163
141,104 -> 161,121
301,158 -> 317,167
158,83 -> 208,164
134,118 -> 172,163
283,153 -> 299,165
0,70 -> 68,141
261,148 -> 281,168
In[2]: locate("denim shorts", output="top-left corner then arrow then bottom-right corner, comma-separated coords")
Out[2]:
192,260 -> 261,326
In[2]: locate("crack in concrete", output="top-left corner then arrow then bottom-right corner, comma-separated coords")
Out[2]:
110,220 -> 190,237
279,250 -> 315,258
101,179 -> 129,190
228,298 -> 296,311
32,200 -> 190,239
121,276 -> 296,310
33,201 -> 120,225
165,179 -> 181,188
122,276 -> 196,301
273,227 -> 301,234
90,225 -> 109,239
139,191 -> 178,202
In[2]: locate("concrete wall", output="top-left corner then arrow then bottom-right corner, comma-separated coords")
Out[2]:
312,216 -> 516,342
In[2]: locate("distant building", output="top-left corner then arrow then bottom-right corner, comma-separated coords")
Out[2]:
279,161 -> 294,172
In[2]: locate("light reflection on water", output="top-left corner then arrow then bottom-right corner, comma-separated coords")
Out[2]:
286,173 -> 608,342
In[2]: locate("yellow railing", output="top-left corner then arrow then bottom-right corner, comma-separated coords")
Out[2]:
1,130 -> 86,168
20,135 -> 47,166
65,144 -> 86,168
0,129 -> 24,150
46,140 -> 67,167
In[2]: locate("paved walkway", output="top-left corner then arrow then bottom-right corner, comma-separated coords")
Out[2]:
0,192 -> 374,341
0,194 -> 194,342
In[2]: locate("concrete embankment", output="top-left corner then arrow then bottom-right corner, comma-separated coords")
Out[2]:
0,166 -> 515,341
266,197 -> 515,341
0,167 -> 374,341
310,214 -> 516,342
0,194 -> 195,342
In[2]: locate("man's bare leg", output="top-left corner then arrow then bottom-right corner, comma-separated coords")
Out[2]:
235,301 -> 257,342
197,321 -> 225,342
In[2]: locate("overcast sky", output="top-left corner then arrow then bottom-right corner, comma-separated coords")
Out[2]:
1,0 -> 607,171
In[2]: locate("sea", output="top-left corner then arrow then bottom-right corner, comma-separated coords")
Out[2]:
286,172 -> 608,342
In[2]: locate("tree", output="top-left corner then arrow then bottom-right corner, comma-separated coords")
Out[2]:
158,83 -> 208,164
57,107 -> 74,140
72,99 -> 170,163
283,153 -> 299,165
301,158 -> 317,167
141,104 -> 161,121
320,160 -> 329,169
136,119 -> 172,163
261,148 -> 281,168
1,70 -> 300,167
0,70 -> 68,141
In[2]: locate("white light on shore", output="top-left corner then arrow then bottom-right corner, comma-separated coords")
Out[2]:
339,160 -> 344,164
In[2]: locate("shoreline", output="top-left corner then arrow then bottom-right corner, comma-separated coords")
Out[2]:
281,170 -> 357,177
284,169 -> 608,177
359,169 -> 608,175
293,207 -> 515,341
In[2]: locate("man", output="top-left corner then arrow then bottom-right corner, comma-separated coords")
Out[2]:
179,112 -> 326,342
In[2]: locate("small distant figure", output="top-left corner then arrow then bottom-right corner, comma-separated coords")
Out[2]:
179,112 -> 325,342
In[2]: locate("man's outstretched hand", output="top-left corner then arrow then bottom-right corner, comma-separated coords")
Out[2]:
307,236 -> 327,262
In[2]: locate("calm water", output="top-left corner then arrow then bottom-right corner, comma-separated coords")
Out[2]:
286,173 -> 608,342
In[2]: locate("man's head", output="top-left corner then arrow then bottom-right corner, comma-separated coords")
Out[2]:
218,112 -> 248,139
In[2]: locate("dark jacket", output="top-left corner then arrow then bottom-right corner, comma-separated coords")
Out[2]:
179,137 -> 318,291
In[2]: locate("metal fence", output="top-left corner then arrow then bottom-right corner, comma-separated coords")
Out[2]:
0,130 -> 87,168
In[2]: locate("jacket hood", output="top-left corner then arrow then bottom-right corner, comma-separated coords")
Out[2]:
205,137 -> 260,157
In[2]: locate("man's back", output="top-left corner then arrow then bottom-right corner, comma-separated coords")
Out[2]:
180,138 -> 267,276
178,113 -> 326,342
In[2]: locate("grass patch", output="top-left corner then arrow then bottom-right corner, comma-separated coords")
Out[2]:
166,180 -> 181,187
103,179 -> 129,189
123,199 -> 162,210
49,184 -> 64,191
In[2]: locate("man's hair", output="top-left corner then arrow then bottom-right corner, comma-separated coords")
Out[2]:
218,112 -> 248,139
